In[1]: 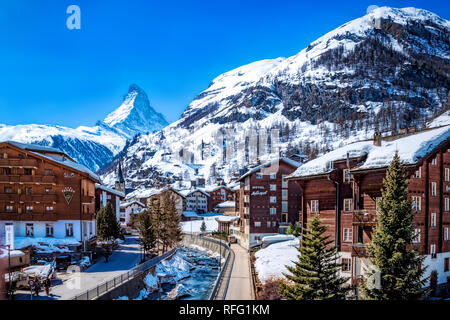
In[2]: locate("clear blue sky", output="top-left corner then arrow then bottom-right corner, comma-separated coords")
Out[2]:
0,0 -> 448,127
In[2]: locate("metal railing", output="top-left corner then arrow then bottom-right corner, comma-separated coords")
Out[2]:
72,248 -> 176,300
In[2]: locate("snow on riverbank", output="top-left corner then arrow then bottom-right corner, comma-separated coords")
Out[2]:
254,237 -> 300,284
14,237 -> 79,253
185,244 -> 225,264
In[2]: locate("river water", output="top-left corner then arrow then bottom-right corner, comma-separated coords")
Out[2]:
145,247 -> 221,300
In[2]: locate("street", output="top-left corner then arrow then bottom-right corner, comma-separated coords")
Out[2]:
14,235 -> 142,300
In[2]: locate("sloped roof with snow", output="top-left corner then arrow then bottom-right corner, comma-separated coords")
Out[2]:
120,199 -> 146,208
238,157 -> 301,181
5,141 -> 66,155
95,183 -> 125,198
288,125 -> 450,179
216,201 -> 236,208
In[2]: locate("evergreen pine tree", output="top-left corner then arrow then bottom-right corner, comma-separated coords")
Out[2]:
137,208 -> 156,256
96,202 -> 120,241
279,215 -> 352,300
362,152 -> 427,300
148,197 -> 163,254
163,194 -> 182,249
200,221 -> 207,233
286,222 -> 301,237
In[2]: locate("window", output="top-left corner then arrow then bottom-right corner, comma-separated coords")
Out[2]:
254,221 -> 261,228
431,213 -> 437,227
282,189 -> 288,200
282,175 -> 288,188
282,201 -> 288,213
444,227 -> 449,242
4,187 -> 12,193
270,184 -> 276,191
270,173 -> 276,179
270,207 -> 276,215
430,244 -> 436,258
281,213 -> 288,223
341,258 -> 351,272
256,173 -> 263,179
45,187 -> 53,194
25,187 -> 32,195
5,205 -> 13,212
24,168 -> 32,175
414,168 -> 421,179
270,196 -> 277,203
445,258 -> 449,272
343,169 -> 352,183
431,182 -> 437,197
343,199 -> 353,212
343,228 -> 352,242
431,157 -> 437,165
244,207 -> 249,214
65,223 -> 74,237
445,198 -> 449,212
26,223 -> 34,237
411,196 -> 421,212
46,206 -> 54,213
267,221 -> 271,228
45,224 -> 54,237
26,206 -> 33,213
2,168 -> 11,175
412,229 -> 421,244
272,221 -> 277,227
311,200 -> 319,213
44,169 -> 53,176
445,168 -> 449,182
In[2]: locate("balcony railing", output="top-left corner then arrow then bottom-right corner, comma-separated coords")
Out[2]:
0,194 -> 19,202
81,195 -> 94,204
350,243 -> 368,257
0,158 -> 38,168
20,194 -> 57,203
353,210 -> 378,226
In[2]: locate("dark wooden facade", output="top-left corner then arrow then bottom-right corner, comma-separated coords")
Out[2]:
239,159 -> 301,245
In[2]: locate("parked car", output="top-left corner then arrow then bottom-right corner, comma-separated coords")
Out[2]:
55,255 -> 72,270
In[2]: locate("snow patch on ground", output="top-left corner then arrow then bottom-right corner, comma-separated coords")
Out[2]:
254,237 -> 300,284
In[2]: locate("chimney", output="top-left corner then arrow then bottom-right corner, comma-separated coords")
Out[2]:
373,132 -> 382,147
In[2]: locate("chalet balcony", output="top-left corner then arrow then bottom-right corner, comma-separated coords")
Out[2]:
81,195 -> 94,204
19,194 -> 57,203
353,210 -> 378,226
0,175 -> 55,184
350,243 -> 368,257
0,194 -> 19,202
0,158 -> 38,168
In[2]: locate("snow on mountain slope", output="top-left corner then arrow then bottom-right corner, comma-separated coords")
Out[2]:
0,84 -> 168,172
0,123 -> 126,172
100,6 -> 450,191
103,84 -> 168,138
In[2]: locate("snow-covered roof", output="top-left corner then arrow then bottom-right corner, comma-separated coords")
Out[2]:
204,185 -> 230,193
215,216 -> 239,223
288,125 -> 450,179
427,111 -> 450,129
216,201 -> 236,208
0,248 -> 25,259
120,199 -> 146,208
95,183 -> 125,198
128,187 -> 186,199
184,188 -> 210,197
354,126 -> 450,171
5,141 -> 66,155
238,157 -> 301,181
34,151 -> 100,182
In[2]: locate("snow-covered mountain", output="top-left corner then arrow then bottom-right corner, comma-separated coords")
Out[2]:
101,84 -> 168,138
100,6 -> 450,191
0,84 -> 168,171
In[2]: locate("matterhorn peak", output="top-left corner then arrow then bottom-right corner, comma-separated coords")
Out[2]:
102,84 -> 168,138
